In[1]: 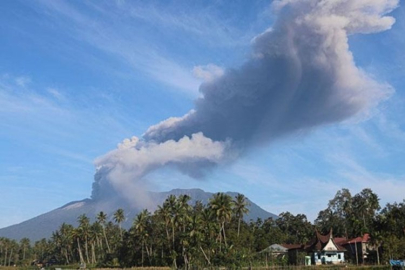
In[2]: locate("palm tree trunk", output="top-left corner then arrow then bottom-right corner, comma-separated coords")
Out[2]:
77,238 -> 84,264
8,248 -> 13,266
222,222 -> 228,247
141,242 -> 144,267
4,247 -> 7,266
237,217 -> 241,238
119,224 -> 123,241
172,223 -> 175,249
146,242 -> 152,265
92,242 -> 96,264
102,227 -> 111,253
85,236 -> 90,264
165,226 -> 170,242
64,248 -> 69,264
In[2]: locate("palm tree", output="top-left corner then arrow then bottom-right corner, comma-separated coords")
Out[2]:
176,194 -> 192,268
133,209 -> 151,266
177,194 -> 192,232
96,211 -> 111,253
233,194 -> 250,238
157,204 -> 171,243
113,208 -> 125,241
59,223 -> 74,264
19,237 -> 30,261
165,195 -> 178,249
71,227 -> 85,264
88,222 -> 101,264
209,192 -> 234,249
77,214 -> 90,264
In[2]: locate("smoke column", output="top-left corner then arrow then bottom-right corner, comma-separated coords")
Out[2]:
92,0 -> 398,206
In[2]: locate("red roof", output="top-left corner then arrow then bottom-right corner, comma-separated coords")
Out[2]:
334,237 -> 348,245
280,244 -> 303,250
346,233 -> 370,244
279,229 -> 351,252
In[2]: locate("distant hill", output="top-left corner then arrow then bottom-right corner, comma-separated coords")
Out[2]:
0,188 -> 278,241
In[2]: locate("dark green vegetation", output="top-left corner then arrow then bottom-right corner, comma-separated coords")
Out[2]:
1,188 -> 405,268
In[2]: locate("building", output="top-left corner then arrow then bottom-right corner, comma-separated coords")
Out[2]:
264,230 -> 381,266
341,233 -> 376,264
305,229 -> 346,265
265,229 -> 347,265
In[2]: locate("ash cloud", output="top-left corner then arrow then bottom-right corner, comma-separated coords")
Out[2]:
92,133 -> 228,204
92,0 -> 398,204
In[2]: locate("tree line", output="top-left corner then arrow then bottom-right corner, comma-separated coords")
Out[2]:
1,188 -> 405,268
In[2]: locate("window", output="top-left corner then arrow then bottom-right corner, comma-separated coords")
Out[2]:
338,254 -> 341,259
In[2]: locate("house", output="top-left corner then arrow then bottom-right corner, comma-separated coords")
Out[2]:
261,244 -> 289,257
266,229 -> 346,265
305,229 -> 346,265
341,233 -> 376,264
260,244 -> 303,265
263,231 -> 379,266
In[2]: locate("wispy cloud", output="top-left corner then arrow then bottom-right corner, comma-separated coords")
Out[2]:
15,76 -> 31,87
124,2 -> 251,48
0,73 -> 136,161
32,0 -> 209,96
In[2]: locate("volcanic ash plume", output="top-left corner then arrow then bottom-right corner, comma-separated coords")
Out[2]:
92,0 -> 398,205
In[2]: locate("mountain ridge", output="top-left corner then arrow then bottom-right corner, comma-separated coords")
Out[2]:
0,188 -> 278,241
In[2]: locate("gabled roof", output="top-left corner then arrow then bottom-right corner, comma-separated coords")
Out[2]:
334,237 -> 348,245
305,229 -> 346,252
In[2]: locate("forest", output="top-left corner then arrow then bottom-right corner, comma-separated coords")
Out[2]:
1,188 -> 405,268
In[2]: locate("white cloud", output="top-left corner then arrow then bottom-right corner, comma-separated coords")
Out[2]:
47,87 -> 65,100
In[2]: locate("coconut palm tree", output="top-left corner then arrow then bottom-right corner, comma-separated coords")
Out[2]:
77,214 -> 91,264
59,223 -> 74,264
19,237 -> 30,261
209,192 -> 234,249
157,204 -> 171,243
165,195 -> 179,249
96,211 -> 111,253
177,194 -> 192,232
233,193 -> 250,238
71,227 -> 85,264
133,209 -> 151,266
113,208 -> 125,241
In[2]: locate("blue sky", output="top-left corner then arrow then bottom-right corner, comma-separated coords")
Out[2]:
0,0 -> 404,229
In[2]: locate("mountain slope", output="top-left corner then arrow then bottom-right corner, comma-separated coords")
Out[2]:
0,189 -> 277,241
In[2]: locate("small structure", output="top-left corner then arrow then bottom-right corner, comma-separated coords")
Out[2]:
261,244 -> 289,257
273,229 -> 346,265
260,243 -> 305,265
306,229 -> 346,265
342,233 -> 376,264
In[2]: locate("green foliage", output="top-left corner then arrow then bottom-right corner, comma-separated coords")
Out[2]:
315,188 -> 381,238
2,188 -> 405,268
